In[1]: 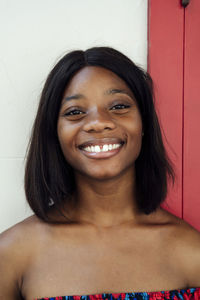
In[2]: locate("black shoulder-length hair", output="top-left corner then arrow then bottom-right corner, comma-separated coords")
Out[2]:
25,46 -> 175,223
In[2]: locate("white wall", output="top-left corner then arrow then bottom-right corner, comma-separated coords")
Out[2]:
0,0 -> 148,233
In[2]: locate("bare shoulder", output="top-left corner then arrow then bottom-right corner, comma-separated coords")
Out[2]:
0,214 -> 47,242
158,208 -> 200,287
0,215 -> 49,299
0,214 -> 51,259
175,217 -> 200,287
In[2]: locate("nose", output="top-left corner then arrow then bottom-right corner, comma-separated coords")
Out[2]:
82,109 -> 116,133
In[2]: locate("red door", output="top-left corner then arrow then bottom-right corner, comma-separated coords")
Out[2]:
148,0 -> 200,231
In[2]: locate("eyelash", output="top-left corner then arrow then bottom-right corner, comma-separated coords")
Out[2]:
65,110 -> 84,116
65,104 -> 131,116
111,104 -> 130,110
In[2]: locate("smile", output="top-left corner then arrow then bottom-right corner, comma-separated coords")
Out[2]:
78,138 -> 125,159
83,143 -> 121,153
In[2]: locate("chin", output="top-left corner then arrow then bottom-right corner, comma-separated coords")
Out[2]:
84,168 -> 124,181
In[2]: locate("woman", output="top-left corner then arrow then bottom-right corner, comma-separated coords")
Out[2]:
0,47 -> 200,300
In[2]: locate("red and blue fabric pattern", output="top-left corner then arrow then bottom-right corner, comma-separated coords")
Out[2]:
35,287 -> 200,300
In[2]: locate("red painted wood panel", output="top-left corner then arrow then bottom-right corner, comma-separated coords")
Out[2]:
148,0 -> 184,218
183,0 -> 200,231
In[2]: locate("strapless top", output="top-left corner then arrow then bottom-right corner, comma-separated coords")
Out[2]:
35,287 -> 200,299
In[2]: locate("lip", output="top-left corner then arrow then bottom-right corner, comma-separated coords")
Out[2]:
78,137 -> 125,159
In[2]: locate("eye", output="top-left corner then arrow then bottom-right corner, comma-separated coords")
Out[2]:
111,104 -> 130,110
65,109 -> 84,116
64,108 -> 86,120
112,104 -> 130,109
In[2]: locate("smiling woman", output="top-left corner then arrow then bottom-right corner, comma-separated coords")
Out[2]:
25,47 -> 175,222
1,47 -> 200,300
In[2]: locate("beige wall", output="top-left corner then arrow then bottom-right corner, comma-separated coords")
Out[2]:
0,0 -> 148,233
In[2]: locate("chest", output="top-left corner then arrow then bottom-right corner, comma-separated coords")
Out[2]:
22,228 -> 187,300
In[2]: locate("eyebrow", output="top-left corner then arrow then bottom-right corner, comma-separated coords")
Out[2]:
64,93 -> 85,101
64,88 -> 133,102
104,88 -> 133,98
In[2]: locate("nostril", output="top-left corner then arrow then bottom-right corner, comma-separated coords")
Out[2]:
105,126 -> 112,130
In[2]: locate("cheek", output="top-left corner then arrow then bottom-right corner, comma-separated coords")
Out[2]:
57,122 -> 77,158
121,114 -> 143,139
125,119 -> 143,156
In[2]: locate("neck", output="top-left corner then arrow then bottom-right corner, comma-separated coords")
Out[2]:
69,168 -> 141,228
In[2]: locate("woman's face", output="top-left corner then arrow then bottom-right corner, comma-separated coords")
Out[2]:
57,66 -> 143,180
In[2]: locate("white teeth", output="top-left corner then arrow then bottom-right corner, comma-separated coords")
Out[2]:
103,144 -> 109,151
83,143 -> 121,153
94,145 -> 101,153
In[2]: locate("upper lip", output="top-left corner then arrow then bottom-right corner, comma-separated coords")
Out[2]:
78,137 -> 125,149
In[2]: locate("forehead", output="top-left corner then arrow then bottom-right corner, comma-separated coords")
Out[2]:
64,66 -> 133,96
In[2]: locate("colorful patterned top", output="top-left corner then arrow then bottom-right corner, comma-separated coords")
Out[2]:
35,287 -> 200,300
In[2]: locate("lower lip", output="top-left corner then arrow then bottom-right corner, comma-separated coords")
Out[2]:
79,144 -> 124,159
